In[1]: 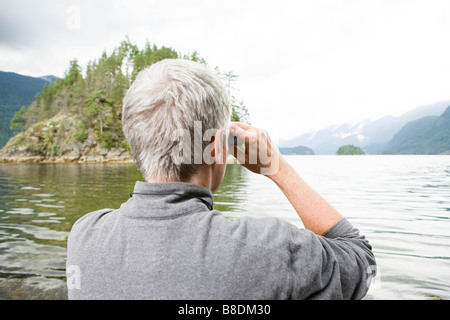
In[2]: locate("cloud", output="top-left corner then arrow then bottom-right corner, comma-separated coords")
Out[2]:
0,1 -> 68,48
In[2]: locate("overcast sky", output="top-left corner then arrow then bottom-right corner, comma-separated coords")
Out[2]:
1,0 -> 450,140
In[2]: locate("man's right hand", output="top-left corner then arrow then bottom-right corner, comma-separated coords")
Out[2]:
229,122 -> 283,177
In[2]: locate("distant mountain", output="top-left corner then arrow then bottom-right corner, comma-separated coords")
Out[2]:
280,100 -> 450,154
39,75 -> 59,83
279,145 -> 314,155
383,106 -> 450,154
0,71 -> 57,147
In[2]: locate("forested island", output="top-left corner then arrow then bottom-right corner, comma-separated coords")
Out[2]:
0,39 -> 249,163
336,145 -> 365,155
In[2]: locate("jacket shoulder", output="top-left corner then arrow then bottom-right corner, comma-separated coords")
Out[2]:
69,208 -> 114,236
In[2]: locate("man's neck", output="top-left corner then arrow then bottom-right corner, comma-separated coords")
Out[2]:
146,168 -> 213,192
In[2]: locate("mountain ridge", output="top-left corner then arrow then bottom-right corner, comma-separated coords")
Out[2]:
0,71 -> 58,148
280,100 -> 450,154
383,106 -> 450,154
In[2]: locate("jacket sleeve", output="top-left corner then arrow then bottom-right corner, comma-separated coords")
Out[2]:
287,218 -> 376,300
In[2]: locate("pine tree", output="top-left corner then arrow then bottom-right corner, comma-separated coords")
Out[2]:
10,106 -> 27,132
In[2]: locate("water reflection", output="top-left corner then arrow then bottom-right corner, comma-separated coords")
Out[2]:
0,164 -> 144,233
0,163 -> 145,299
213,164 -> 249,215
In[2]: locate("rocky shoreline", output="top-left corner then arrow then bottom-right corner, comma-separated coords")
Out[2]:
0,154 -> 135,163
0,152 -> 238,164
0,155 -> 135,163
0,146 -> 134,163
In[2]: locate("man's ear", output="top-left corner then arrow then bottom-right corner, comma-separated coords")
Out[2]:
210,133 -> 216,158
212,129 -> 226,164
203,128 -> 225,165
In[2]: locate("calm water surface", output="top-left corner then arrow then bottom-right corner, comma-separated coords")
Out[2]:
0,155 -> 449,299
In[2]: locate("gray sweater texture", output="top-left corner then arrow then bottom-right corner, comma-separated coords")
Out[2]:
66,181 -> 376,300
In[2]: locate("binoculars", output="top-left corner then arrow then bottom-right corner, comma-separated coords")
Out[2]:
228,133 -> 243,148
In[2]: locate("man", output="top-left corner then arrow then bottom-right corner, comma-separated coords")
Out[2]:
66,59 -> 376,300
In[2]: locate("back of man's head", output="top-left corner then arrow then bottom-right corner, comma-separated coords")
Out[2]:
122,59 -> 231,182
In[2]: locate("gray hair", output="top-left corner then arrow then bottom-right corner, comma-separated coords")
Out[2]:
122,59 -> 231,181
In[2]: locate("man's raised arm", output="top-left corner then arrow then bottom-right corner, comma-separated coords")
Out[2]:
229,122 -> 343,235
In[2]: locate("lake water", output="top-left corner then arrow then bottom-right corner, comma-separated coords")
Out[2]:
0,155 -> 449,300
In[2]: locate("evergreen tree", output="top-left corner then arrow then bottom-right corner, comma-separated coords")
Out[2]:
10,106 -> 27,132
215,68 -> 250,123
86,90 -> 112,135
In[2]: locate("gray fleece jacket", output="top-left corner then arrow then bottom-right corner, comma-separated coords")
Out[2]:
66,181 -> 376,300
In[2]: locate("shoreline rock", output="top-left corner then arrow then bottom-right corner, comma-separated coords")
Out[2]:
0,150 -> 135,164
0,152 -> 238,164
